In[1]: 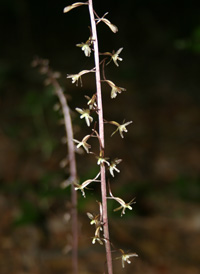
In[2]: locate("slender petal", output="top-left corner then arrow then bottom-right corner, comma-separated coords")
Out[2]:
63,2 -> 88,13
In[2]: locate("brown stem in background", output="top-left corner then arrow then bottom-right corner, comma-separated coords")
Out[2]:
88,1 -> 113,274
49,74 -> 78,274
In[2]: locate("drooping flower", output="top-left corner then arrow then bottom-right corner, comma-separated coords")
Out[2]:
75,108 -> 93,127
109,158 -> 122,177
73,134 -> 91,153
109,120 -> 133,138
95,12 -> 118,33
117,249 -> 138,268
102,80 -> 126,98
107,187 -> 136,217
74,172 -> 100,198
67,69 -> 94,86
63,2 -> 88,13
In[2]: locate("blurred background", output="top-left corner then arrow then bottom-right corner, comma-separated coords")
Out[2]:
0,0 -> 200,273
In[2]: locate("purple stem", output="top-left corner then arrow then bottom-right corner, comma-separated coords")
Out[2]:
51,77 -> 78,274
88,1 -> 113,274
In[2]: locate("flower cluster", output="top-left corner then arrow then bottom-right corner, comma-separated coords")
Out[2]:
63,0 -> 137,270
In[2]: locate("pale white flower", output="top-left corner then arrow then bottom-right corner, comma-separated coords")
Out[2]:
85,94 -> 97,110
102,80 -> 126,98
109,158 -> 122,177
67,69 -> 94,86
109,120 -> 133,138
73,134 -> 91,153
96,154 -> 110,166
107,187 -> 136,217
76,36 -> 93,57
117,249 -> 138,268
102,48 -> 123,66
75,108 -> 93,127
87,212 -> 102,229
96,12 -> 118,33
92,226 -> 104,245
74,172 -> 100,198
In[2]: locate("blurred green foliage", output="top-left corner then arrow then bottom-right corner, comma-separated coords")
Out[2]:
175,26 -> 200,53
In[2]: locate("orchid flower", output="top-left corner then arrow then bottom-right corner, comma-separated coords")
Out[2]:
67,69 -> 94,86
109,158 -> 122,177
92,226 -> 104,245
107,187 -> 136,217
117,249 -> 138,268
76,37 -> 93,57
73,134 -> 91,153
101,47 -> 123,66
75,108 -> 93,127
74,172 -> 100,198
87,201 -> 103,228
87,212 -> 102,229
102,80 -> 126,98
95,12 -> 118,33
96,151 -> 110,166
85,94 -> 97,110
109,120 -> 133,138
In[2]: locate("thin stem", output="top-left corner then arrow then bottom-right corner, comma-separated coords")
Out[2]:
88,1 -> 113,274
50,76 -> 78,274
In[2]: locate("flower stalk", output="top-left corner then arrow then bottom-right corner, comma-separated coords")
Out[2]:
32,58 -> 79,274
88,1 -> 113,273
49,73 -> 79,274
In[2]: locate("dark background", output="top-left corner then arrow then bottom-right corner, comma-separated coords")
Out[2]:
0,0 -> 200,273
